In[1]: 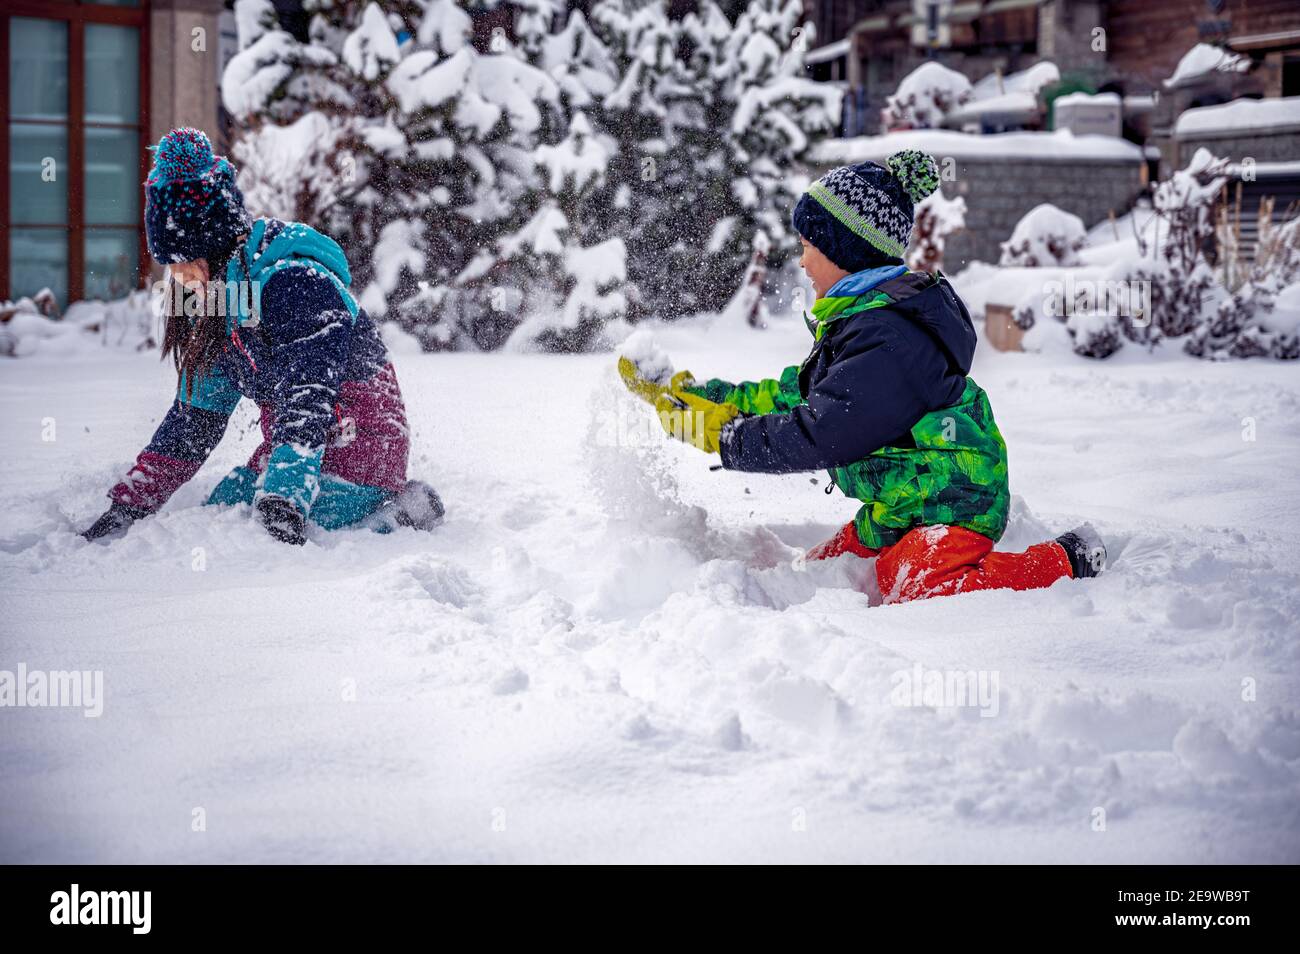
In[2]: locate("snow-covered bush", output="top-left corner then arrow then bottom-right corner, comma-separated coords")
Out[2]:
220,0 -> 837,350
882,62 -> 972,130
1188,213 -> 1300,359
1,290 -> 155,358
1124,148 -> 1227,349
999,204 -> 1086,267
1008,261 -> 1131,359
1006,148 -> 1298,361
908,190 -> 966,272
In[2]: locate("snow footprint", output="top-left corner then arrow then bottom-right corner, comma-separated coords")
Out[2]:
374,554 -> 482,608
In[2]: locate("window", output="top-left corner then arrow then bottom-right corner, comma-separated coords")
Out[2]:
1284,55 -> 1300,99
8,17 -> 70,305
2,2 -> 147,308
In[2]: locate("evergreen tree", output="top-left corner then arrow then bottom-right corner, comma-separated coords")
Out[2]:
220,0 -> 840,348
224,0 -> 562,350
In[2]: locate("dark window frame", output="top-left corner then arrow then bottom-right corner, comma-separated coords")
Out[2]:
1,0 -> 150,305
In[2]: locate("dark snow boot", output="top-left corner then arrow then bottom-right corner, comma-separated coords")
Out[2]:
368,480 -> 445,533
1056,523 -> 1106,579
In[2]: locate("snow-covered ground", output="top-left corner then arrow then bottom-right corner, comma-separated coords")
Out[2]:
2,313 -> 1298,863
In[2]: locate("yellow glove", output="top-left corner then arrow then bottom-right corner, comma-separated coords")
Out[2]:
654,388 -> 740,455
618,355 -> 695,406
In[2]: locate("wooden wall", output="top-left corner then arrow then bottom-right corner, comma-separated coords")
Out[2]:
1106,0 -> 1300,90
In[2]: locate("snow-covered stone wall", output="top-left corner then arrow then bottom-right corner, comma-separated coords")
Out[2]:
1173,97 -> 1300,168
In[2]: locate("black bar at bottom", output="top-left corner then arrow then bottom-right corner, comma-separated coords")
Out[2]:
0,864 -> 1292,941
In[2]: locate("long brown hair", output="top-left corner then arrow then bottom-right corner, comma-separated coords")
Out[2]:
161,275 -> 226,401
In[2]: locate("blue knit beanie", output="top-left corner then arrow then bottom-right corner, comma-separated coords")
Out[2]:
792,149 -> 940,272
144,128 -> 250,264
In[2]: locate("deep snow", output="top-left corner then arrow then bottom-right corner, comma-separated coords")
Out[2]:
1,313 -> 1298,863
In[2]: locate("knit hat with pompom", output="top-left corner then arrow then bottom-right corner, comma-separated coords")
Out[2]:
792,149 -> 940,272
144,128 -> 250,264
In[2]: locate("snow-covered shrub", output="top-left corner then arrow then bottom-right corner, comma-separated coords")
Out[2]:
882,62 -> 972,131
1065,309 -> 1124,359
1124,148 -> 1227,349
1,290 -> 155,358
1011,148 -> 1296,361
908,190 -> 966,272
1188,214 -> 1300,359
1009,265 -> 1128,359
999,204 -> 1087,267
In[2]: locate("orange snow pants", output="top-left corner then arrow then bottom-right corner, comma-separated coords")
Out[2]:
807,522 -> 1073,603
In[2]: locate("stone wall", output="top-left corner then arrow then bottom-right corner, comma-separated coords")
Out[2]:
1175,129 -> 1300,167
937,155 -> 1146,268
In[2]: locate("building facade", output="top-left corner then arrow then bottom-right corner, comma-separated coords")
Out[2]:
2,0 -> 226,309
805,0 -> 1300,139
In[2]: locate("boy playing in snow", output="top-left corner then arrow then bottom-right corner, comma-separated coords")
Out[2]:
619,149 -> 1105,603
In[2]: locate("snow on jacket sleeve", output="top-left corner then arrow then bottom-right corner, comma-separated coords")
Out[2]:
109,369 -> 241,512
255,266 -> 354,516
685,365 -> 804,415
717,318 -> 931,474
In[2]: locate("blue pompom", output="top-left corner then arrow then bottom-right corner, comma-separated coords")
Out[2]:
149,128 -> 217,186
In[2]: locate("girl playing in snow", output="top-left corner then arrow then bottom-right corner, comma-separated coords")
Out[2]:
619,150 -> 1105,603
81,128 -> 442,546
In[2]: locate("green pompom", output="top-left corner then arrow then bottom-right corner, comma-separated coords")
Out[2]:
887,149 -> 940,203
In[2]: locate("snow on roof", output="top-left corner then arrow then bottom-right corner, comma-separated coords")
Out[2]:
946,90 -> 1038,124
1055,91 -> 1121,108
970,61 -> 1059,101
1163,43 -> 1250,88
804,38 -> 849,65
937,62 -> 1059,123
1225,159 -> 1300,178
895,60 -> 973,101
1175,96 -> 1300,136
814,128 -> 1143,164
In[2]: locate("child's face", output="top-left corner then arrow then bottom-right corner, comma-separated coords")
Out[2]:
799,238 -> 849,299
165,259 -> 209,288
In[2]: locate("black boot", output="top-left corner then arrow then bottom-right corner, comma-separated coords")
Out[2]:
1056,524 -> 1106,579
81,501 -> 149,542
369,480 -> 445,532
395,480 -> 445,530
